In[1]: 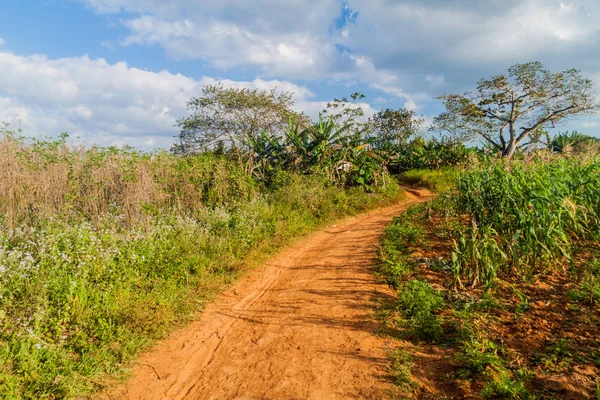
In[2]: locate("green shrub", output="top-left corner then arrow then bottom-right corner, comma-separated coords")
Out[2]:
396,280 -> 445,342
457,336 -> 504,374
388,348 -> 417,392
481,367 -> 532,399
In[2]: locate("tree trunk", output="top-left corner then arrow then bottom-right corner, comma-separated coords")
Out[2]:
503,141 -> 517,159
502,123 -> 517,159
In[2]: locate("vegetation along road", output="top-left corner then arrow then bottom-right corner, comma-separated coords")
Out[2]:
2,61 -> 599,399
105,188 -> 433,400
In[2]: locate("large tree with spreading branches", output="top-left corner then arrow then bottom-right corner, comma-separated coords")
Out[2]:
432,62 -> 598,158
368,108 -> 424,150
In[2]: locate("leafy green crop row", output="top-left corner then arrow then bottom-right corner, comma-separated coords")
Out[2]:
448,154 -> 600,289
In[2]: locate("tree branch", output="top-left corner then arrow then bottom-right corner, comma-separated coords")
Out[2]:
517,104 -> 578,142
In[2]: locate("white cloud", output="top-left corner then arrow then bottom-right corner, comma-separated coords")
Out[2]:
404,100 -> 419,111
100,40 -> 115,50
0,38 -> 5,46
0,98 -> 33,125
82,0 -> 600,77
83,0 -> 599,114
342,0 -> 600,68
84,0 -> 416,98
10,0 -> 598,143
118,14 -> 341,80
449,0 -> 600,63
82,0 -> 340,78
0,51 -> 318,149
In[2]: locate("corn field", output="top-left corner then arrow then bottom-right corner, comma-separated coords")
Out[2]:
443,151 -> 600,290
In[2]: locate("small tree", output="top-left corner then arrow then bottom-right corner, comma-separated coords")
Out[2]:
322,92 -> 367,128
368,108 -> 424,150
173,84 -> 305,159
550,130 -> 599,154
432,62 -> 598,158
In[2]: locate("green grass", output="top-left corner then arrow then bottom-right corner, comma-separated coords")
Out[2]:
398,168 -> 457,193
396,280 -> 445,343
0,169 -> 403,399
388,348 -> 417,394
376,207 -> 428,288
567,258 -> 600,309
377,207 -> 444,344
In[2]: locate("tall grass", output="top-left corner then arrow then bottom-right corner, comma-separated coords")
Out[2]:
0,131 -> 403,398
398,167 -> 457,193
0,131 -> 257,228
449,152 -> 600,289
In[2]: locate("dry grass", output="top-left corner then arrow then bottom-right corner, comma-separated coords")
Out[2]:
0,129 -> 255,228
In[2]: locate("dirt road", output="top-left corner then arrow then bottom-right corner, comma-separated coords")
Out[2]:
106,188 -> 432,400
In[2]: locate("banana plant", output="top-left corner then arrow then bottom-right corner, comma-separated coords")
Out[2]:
245,114 -> 390,189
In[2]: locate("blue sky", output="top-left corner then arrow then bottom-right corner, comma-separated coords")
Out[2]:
1,0 -> 599,149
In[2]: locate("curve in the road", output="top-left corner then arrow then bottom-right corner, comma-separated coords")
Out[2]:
105,187 -> 433,400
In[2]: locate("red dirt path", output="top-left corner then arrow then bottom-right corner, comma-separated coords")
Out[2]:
104,188 -> 432,400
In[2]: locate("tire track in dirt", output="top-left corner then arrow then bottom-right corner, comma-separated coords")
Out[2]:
104,188 -> 433,400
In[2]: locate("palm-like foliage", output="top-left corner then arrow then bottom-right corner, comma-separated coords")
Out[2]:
550,131 -> 599,154
247,116 -> 388,189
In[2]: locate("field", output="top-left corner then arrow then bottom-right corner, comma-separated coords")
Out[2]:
2,128 -> 599,399
377,152 -> 600,399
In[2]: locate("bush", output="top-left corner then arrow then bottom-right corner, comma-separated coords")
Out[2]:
396,280 -> 445,342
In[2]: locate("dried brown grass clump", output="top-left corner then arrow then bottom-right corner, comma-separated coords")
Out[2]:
0,129 -> 254,228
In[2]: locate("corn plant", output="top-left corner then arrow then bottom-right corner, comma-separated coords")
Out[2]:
448,153 -> 600,288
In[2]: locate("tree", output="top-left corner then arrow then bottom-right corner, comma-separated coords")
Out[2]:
173,84 -> 305,158
368,108 -> 424,150
432,62 -> 599,158
322,92 -> 367,128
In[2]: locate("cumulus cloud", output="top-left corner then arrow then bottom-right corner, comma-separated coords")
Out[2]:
84,0 -> 340,78
6,0 -> 598,146
0,98 -> 33,125
448,0 -> 600,64
119,16 -> 336,79
83,0 -> 600,112
82,0 -> 417,102
0,52 -> 319,149
341,0 -> 600,84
